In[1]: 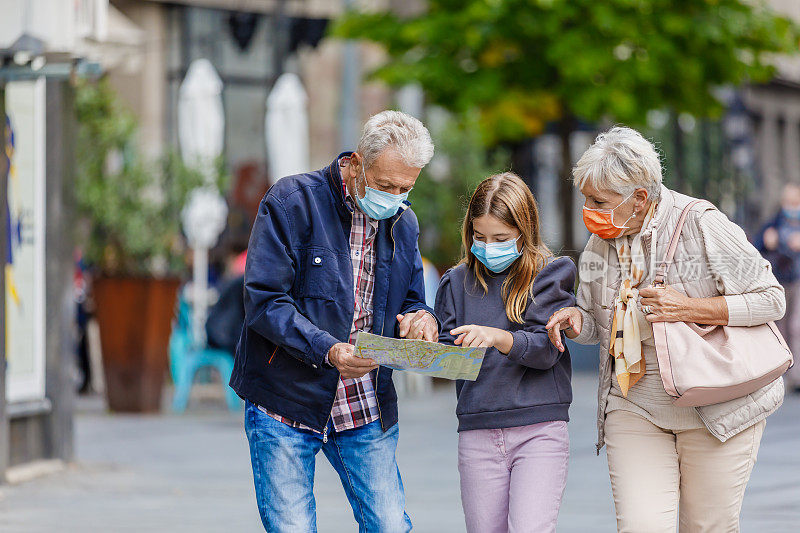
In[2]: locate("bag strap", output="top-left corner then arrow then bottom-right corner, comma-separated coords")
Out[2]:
653,199 -> 710,286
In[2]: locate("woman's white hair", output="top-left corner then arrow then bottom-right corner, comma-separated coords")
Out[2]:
356,110 -> 434,169
573,126 -> 662,200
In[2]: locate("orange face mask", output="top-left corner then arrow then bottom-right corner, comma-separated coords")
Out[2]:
582,192 -> 635,240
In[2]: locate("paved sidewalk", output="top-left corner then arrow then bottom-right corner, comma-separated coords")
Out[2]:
0,373 -> 797,532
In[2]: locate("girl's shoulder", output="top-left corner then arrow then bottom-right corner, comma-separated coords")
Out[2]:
541,255 -> 576,271
441,262 -> 468,282
534,256 -> 577,288
439,262 -> 489,301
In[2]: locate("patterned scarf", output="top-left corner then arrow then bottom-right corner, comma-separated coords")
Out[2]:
609,200 -> 658,397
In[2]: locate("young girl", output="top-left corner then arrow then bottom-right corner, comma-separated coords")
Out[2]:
435,172 -> 576,533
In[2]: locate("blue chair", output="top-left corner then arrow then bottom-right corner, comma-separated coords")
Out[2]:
169,294 -> 241,412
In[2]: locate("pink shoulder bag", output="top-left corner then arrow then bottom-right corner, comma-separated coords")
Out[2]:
652,200 -> 794,407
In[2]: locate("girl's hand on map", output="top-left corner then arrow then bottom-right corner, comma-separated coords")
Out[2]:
396,310 -> 438,341
451,325 -> 514,354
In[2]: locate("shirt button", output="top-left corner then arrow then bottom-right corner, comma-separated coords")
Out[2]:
355,251 -> 360,257
313,257 -> 322,264
312,364 -> 318,369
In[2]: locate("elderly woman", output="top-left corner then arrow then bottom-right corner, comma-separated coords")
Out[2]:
546,127 -> 785,532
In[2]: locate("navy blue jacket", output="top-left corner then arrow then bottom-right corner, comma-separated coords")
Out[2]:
229,153 -> 435,432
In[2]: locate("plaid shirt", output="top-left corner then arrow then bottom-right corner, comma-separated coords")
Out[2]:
260,157 -> 381,433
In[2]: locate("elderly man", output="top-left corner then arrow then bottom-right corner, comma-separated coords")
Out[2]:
230,110 -> 438,532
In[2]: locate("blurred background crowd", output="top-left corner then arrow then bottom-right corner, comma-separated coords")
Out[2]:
1,1 -> 800,529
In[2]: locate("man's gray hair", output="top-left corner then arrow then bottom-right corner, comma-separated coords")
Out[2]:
356,110 -> 434,169
573,126 -> 662,200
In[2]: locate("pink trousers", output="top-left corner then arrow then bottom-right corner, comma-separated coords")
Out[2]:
458,420 -> 569,533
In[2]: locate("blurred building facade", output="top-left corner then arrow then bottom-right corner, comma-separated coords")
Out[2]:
533,0 -> 800,249
108,0 -> 395,249
0,0 -> 129,483
743,0 -> 800,218
111,0 -> 800,243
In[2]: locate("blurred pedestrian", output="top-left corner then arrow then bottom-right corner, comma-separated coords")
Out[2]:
755,183 -> 800,391
436,173 -> 575,533
205,244 -> 247,355
74,252 -> 93,393
231,111 -> 437,532
546,127 -> 785,532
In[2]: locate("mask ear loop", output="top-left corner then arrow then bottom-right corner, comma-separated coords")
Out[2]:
614,211 -> 636,231
355,158 -> 369,202
610,191 -> 639,231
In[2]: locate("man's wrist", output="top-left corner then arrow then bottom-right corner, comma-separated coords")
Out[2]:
423,311 -> 436,325
419,309 -> 439,331
314,332 -> 339,369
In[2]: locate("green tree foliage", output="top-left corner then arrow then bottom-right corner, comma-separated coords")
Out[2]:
74,78 -> 229,277
336,0 -> 797,140
334,0 -> 800,253
413,113 -> 510,267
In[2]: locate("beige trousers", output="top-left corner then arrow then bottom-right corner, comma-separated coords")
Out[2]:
604,409 -> 765,533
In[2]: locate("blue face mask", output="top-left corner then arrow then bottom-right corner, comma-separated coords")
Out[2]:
470,236 -> 523,273
783,208 -> 800,220
354,165 -> 411,220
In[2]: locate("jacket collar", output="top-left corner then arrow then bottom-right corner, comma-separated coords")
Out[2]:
325,151 -> 411,223
326,151 -> 355,221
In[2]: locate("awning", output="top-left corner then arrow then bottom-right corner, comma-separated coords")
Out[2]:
73,4 -> 145,73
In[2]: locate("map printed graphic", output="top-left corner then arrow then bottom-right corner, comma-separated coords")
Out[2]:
354,332 -> 486,381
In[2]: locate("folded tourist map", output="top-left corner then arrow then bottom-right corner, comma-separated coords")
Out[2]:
354,332 -> 486,381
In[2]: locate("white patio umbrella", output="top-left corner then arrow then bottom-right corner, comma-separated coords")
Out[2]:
265,72 -> 310,180
178,58 -> 228,344
179,58 -> 225,179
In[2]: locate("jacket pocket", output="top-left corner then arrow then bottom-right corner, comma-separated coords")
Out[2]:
301,247 -> 339,301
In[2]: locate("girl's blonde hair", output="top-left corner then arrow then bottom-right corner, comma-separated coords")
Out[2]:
461,172 -> 551,324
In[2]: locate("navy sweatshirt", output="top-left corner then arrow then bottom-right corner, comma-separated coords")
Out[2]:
435,257 -> 577,432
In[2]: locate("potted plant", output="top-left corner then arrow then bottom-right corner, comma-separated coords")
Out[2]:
74,78 -> 228,412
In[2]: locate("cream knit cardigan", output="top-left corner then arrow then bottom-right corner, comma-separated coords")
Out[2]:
573,185 -> 786,453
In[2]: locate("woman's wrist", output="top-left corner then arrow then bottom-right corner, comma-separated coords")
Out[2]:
684,296 -> 729,325
495,329 -> 514,354
560,307 -> 580,338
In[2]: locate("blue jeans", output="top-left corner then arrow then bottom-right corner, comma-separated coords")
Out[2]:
244,400 -> 412,532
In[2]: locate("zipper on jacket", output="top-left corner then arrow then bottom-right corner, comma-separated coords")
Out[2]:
597,281 -> 621,455
375,367 -> 384,431
321,399 -> 334,442
322,205 -> 351,442
597,245 -> 622,455
390,205 -> 408,261
377,323 -> 386,431
375,207 -> 407,431
321,384 -> 337,442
